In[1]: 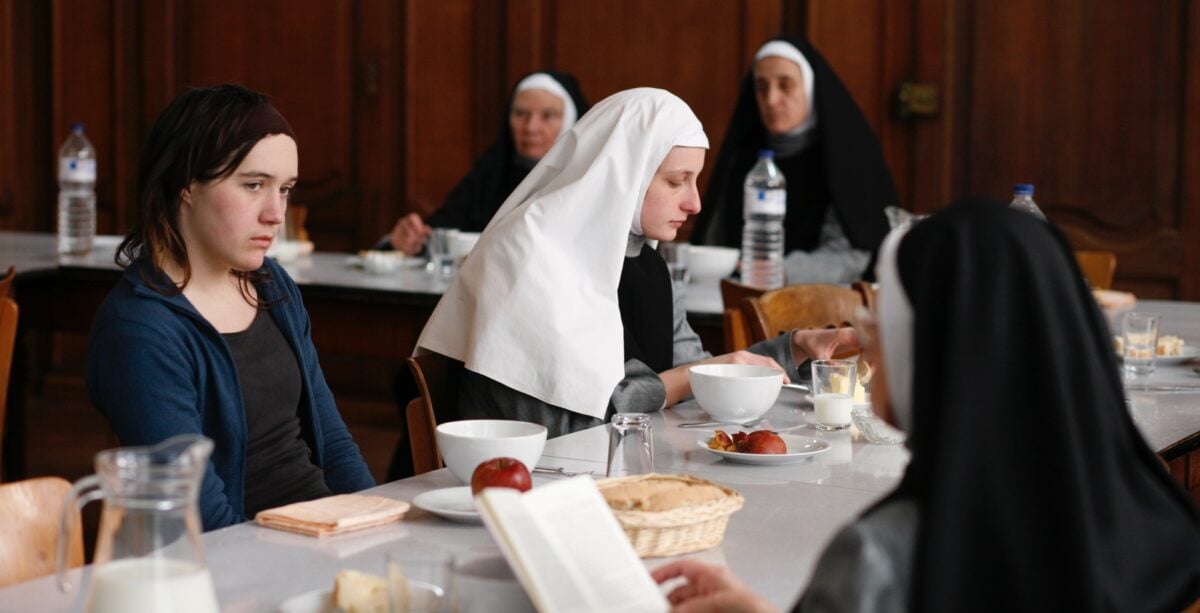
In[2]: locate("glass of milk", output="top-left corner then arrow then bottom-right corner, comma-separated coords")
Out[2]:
812,359 -> 856,430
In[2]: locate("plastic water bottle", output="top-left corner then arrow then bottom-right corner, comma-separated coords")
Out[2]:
741,150 -> 786,289
1009,183 -> 1046,221
57,122 -> 97,254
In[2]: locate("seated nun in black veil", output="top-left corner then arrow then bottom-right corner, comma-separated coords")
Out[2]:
414,88 -> 859,438
653,200 -> 1200,612
383,71 -> 589,254
691,37 -> 898,284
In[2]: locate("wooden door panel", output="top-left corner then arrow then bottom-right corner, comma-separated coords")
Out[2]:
176,0 -> 359,251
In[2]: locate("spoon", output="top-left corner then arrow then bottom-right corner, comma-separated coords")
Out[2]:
533,466 -> 596,477
677,415 -> 769,429
782,382 -> 809,392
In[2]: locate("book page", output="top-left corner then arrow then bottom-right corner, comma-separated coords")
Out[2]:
477,477 -> 668,613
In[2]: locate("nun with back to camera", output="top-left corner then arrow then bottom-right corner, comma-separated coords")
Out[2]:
415,88 -> 860,437
383,71 -> 589,254
654,200 -> 1200,612
691,36 -> 899,284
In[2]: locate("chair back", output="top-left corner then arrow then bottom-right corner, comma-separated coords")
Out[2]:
852,281 -> 877,312
0,267 -> 17,475
405,352 -> 456,475
719,279 -> 765,352
741,284 -> 866,344
0,477 -> 83,587
1074,250 -> 1117,290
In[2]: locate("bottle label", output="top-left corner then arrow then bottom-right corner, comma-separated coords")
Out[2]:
744,187 -> 785,216
60,158 -> 96,182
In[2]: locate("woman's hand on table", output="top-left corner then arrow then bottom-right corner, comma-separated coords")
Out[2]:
652,560 -> 779,613
389,212 -> 432,255
790,327 -> 861,364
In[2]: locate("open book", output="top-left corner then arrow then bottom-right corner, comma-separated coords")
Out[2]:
475,476 -> 669,613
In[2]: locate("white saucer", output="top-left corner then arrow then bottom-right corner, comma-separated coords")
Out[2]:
1116,345 -> 1199,365
278,582 -> 442,613
411,486 -> 481,523
696,434 -> 830,465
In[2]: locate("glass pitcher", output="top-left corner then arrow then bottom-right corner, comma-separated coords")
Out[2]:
56,434 -> 219,613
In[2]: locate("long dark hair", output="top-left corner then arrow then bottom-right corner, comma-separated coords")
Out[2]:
118,83 -> 293,303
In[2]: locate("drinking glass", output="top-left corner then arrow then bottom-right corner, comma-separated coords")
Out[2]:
607,413 -> 654,477
385,549 -> 454,613
811,359 -> 856,430
659,242 -> 689,287
1123,311 -> 1160,376
426,228 -> 456,276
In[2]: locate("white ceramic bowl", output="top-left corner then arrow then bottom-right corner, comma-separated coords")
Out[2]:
435,420 -> 547,484
687,245 -> 739,281
688,364 -> 783,422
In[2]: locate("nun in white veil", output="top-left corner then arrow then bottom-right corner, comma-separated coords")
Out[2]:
416,88 -> 859,437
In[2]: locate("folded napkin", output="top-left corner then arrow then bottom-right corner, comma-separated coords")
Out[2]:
256,494 -> 411,537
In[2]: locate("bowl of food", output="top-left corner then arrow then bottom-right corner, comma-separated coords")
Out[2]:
434,420 -> 547,484
686,245 -> 739,281
688,364 -> 783,422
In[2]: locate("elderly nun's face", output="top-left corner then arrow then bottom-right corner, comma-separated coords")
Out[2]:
640,146 -> 705,242
510,89 -> 565,160
754,56 -> 810,135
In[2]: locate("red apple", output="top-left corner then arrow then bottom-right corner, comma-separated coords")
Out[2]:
470,457 -> 533,495
745,431 -> 787,454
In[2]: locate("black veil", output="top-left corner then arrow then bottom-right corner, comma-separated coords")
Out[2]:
692,35 -> 895,257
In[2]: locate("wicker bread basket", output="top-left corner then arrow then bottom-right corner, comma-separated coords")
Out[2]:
596,473 -> 744,558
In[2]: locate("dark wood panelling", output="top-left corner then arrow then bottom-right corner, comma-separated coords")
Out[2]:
0,1 -> 53,231
403,0 -> 478,221
531,0 -> 781,198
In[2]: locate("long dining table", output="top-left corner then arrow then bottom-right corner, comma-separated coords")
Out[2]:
2,230 -> 1200,611
2,358 -> 1199,611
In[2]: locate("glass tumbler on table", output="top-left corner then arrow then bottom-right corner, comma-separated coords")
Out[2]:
812,359 -> 856,431
607,413 -> 654,477
426,228 -> 456,277
1122,311 -> 1160,376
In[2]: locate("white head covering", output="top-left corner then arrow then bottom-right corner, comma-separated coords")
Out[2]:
416,88 -> 708,419
874,224 -> 914,432
514,72 -> 579,135
754,40 -> 817,135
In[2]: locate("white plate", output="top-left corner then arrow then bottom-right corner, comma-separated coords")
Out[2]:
344,252 -> 425,272
696,434 -> 830,465
411,486 -> 481,523
1117,346 -> 1200,365
278,582 -> 442,613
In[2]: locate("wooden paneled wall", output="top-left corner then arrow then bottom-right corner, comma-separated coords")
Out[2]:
2,0 -> 1199,297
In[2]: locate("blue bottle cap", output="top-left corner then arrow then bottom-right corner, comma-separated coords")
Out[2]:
1013,183 -> 1034,196
758,149 -> 775,159
70,122 -> 86,133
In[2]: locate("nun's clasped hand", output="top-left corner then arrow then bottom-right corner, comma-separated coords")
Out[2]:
651,560 -> 778,613
790,327 -> 860,364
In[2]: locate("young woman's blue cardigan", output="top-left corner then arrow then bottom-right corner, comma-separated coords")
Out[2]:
85,257 -> 375,530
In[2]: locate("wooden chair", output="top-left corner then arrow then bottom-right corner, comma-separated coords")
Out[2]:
719,279 -> 765,352
741,283 -> 866,345
851,281 -> 877,312
0,267 -> 17,477
405,352 -> 455,475
1074,250 -> 1117,290
0,477 -> 83,587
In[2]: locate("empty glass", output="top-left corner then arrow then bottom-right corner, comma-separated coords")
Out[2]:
812,359 -> 856,430
385,549 -> 454,613
658,242 -> 689,287
1123,311 -> 1160,376
426,228 -> 456,276
607,413 -> 654,477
